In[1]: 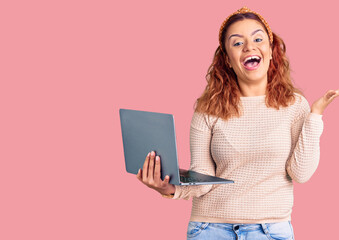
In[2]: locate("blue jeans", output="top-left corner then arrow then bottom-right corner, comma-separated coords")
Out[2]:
187,221 -> 295,240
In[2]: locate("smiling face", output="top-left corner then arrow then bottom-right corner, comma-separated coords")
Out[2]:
225,19 -> 272,87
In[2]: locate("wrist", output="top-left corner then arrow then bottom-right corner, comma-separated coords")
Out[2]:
311,109 -> 323,115
159,185 -> 175,196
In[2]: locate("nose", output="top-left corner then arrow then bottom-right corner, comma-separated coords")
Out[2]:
243,40 -> 255,52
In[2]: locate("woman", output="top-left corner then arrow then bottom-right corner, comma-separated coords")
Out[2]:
136,6 -> 339,239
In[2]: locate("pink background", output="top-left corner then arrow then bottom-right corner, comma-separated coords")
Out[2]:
1,0 -> 338,239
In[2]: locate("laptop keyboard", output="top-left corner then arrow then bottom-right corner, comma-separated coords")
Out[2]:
180,176 -> 200,183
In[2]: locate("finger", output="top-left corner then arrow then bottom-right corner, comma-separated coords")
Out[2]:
142,152 -> 150,182
161,175 -> 170,187
325,90 -> 337,101
136,168 -> 142,181
328,93 -> 336,100
154,156 -> 161,182
327,90 -> 339,101
148,151 -> 155,181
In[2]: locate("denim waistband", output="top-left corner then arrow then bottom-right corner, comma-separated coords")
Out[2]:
197,221 -> 289,232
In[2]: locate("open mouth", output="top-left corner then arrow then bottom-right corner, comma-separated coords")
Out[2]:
242,55 -> 261,70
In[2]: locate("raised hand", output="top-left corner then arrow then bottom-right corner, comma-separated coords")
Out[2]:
311,89 -> 339,115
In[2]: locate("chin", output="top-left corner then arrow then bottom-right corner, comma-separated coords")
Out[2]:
245,72 -> 267,81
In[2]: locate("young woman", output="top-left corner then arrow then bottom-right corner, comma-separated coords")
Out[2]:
136,6 -> 339,239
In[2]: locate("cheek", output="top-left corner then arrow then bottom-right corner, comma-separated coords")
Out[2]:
228,52 -> 240,65
260,44 -> 271,56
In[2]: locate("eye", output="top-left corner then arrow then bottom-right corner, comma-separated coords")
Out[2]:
233,42 -> 243,47
254,38 -> 263,42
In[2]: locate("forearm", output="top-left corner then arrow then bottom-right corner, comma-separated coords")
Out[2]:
286,112 -> 324,183
162,112 -> 217,200
171,184 -> 213,200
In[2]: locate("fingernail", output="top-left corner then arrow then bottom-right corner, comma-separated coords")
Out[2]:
147,152 -> 150,157
151,151 -> 155,156
138,169 -> 140,174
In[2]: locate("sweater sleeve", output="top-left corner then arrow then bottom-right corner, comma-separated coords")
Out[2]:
171,111 -> 217,200
286,96 -> 324,183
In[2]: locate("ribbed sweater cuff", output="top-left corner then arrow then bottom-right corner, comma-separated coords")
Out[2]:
172,185 -> 182,200
309,112 -> 323,120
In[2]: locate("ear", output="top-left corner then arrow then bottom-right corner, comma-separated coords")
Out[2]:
225,55 -> 232,68
269,46 -> 273,60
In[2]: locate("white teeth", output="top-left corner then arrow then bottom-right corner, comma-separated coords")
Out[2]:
243,56 -> 261,63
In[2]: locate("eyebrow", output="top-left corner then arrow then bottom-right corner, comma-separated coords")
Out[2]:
228,29 -> 264,41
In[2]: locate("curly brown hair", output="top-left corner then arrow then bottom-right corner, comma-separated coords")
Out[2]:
194,12 -> 304,121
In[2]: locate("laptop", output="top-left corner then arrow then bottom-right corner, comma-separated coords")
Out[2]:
119,108 -> 234,186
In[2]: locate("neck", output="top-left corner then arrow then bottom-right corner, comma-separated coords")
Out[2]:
238,77 -> 267,97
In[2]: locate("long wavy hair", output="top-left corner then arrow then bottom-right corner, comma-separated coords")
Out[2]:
194,12 -> 304,121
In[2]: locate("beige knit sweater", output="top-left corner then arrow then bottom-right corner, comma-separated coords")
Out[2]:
171,93 -> 324,223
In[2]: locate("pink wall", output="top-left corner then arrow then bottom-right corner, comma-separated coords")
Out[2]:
1,0 -> 338,239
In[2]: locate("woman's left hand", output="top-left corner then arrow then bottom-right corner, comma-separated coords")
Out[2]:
311,89 -> 339,115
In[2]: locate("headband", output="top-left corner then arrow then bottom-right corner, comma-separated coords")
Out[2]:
218,6 -> 273,52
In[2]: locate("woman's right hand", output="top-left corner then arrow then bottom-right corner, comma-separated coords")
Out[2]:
136,151 -> 176,196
